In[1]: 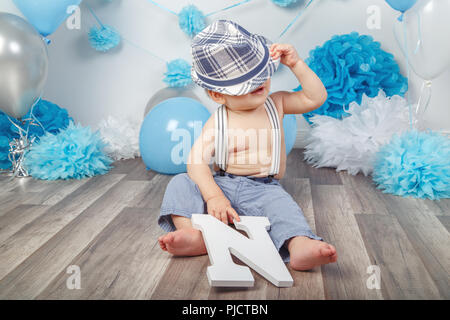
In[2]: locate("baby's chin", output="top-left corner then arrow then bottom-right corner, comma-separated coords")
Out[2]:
228,100 -> 266,111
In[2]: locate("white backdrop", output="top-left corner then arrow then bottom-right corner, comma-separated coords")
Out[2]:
1,0 -> 449,147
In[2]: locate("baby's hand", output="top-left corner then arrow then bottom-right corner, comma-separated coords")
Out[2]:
206,195 -> 240,225
270,43 -> 301,69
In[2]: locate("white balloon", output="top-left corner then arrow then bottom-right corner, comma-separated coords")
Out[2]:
394,0 -> 450,80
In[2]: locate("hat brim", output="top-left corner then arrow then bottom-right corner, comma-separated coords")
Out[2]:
191,36 -> 280,96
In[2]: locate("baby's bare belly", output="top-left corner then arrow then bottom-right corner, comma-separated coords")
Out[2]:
214,142 -> 286,179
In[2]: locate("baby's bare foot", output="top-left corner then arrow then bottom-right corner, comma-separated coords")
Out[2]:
158,228 -> 207,256
287,236 -> 338,271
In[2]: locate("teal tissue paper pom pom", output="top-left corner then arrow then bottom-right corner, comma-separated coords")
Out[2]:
178,4 -> 206,37
373,130 -> 450,200
271,0 -> 300,7
88,24 -> 121,52
24,122 -> 113,180
296,32 -> 408,124
163,58 -> 192,88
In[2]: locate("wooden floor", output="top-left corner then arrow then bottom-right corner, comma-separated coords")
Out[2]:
0,149 -> 448,300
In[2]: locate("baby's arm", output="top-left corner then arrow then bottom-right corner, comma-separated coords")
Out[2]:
269,43 -> 327,114
187,115 -> 240,224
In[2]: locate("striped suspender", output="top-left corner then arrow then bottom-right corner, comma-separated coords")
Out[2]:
215,104 -> 228,173
265,97 -> 282,177
214,97 -> 281,176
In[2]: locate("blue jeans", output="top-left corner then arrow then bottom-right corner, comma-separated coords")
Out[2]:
158,172 -> 322,262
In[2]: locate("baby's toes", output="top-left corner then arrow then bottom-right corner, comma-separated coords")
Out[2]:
330,253 -> 338,263
328,244 -> 337,255
319,244 -> 335,257
158,238 -> 167,251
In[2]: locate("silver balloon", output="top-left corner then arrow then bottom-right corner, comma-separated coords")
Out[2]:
0,13 -> 48,119
144,86 -> 200,118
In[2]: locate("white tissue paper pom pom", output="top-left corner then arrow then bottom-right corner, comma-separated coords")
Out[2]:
97,116 -> 141,161
304,90 -> 411,176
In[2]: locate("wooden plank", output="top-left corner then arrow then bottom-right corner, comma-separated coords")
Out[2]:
37,207 -> 170,299
0,191 -> 45,216
339,173 -> 390,215
311,184 -> 383,299
383,195 -> 450,298
0,179 -> 150,299
355,214 -> 441,299
151,255 -> 211,300
306,166 -> 342,185
0,175 -> 23,194
277,177 -> 325,300
422,198 -> 450,217
11,177 -> 74,193
125,159 -> 158,181
0,178 -> 89,215
0,205 -> 49,244
13,179 -> 90,206
108,158 -> 142,175
284,149 -> 342,184
284,149 -> 309,179
437,216 -> 450,233
0,174 -> 125,282
132,174 -> 172,208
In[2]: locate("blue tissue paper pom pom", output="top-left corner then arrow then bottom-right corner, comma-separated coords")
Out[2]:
178,4 -> 206,37
0,99 -> 72,170
296,32 -> 408,124
88,24 -> 121,52
22,99 -> 73,138
24,121 -> 113,180
163,58 -> 192,88
0,113 -> 18,169
271,0 -> 300,7
373,130 -> 450,200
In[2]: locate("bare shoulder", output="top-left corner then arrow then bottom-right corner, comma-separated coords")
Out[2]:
203,111 -> 215,130
269,91 -> 287,116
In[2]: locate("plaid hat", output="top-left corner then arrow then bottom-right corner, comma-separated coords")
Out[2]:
191,20 -> 280,96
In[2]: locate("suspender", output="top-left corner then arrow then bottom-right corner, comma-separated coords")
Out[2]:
214,96 -> 281,177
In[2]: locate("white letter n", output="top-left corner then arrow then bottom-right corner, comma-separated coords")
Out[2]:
191,214 -> 293,287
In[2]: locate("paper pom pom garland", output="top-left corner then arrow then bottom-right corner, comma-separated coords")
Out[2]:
271,0 -> 300,7
373,130 -> 450,200
24,122 -> 113,180
304,91 -> 411,176
178,4 -> 206,37
97,116 -> 141,161
88,24 -> 121,52
296,32 -> 408,123
163,59 -> 193,88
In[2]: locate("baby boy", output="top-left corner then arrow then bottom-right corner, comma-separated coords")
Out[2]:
158,20 -> 337,271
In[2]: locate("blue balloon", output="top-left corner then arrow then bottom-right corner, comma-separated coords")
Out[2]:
283,114 -> 297,156
13,0 -> 82,37
385,0 -> 417,16
140,97 -> 211,175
